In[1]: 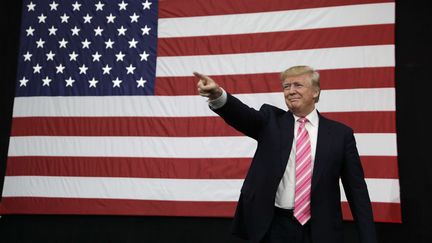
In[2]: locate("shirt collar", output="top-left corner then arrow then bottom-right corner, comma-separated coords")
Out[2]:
293,109 -> 318,127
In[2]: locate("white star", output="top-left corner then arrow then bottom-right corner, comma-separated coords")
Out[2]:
112,77 -> 122,87
142,0 -> 152,10
33,64 -> 42,73
38,14 -> 47,23
60,13 -> 70,23
71,26 -> 80,36
92,52 -> 102,62
26,26 -> 35,36
88,77 -> 99,88
27,2 -> 36,11
56,64 -> 65,73
126,64 -> 136,74
130,13 -> 139,23
72,1 -> 81,11
42,76 -> 52,86
49,1 -> 58,11
59,38 -> 68,48
128,38 -> 138,48
46,51 -> 55,61
83,14 -> 93,23
140,51 -> 149,61
79,64 -> 88,74
23,51 -> 32,61
95,1 -> 104,11
118,1 -> 128,10
115,51 -> 125,61
94,26 -> 104,36
36,38 -> 45,48
141,25 -> 151,35
117,26 -> 127,36
69,51 -> 79,61
19,77 -> 29,87
105,39 -> 115,49
106,14 -> 116,23
136,77 -> 147,87
102,64 -> 112,74
82,39 -> 91,49
48,25 -> 58,35
65,77 -> 75,87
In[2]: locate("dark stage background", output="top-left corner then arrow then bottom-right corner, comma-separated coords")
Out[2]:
1,1 -> 431,242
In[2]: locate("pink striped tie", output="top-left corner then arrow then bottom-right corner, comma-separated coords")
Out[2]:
294,118 -> 312,225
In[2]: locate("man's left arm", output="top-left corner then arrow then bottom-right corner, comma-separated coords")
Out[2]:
341,129 -> 378,243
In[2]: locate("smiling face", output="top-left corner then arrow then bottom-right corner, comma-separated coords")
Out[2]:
282,73 -> 320,117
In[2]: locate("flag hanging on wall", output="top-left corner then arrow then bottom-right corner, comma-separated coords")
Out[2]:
1,0 -> 400,222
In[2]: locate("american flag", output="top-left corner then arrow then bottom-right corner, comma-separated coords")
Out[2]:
1,0 -> 400,222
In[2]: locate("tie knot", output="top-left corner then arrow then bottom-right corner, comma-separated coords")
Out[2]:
298,117 -> 308,124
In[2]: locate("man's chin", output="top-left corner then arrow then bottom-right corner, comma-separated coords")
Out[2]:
287,101 -> 299,108
287,105 -> 299,112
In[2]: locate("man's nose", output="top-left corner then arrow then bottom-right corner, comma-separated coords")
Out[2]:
287,87 -> 297,94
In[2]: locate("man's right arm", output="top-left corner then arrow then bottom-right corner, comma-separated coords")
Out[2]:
194,72 -> 267,139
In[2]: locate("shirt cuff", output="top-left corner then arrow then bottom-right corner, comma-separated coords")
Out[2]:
208,88 -> 227,109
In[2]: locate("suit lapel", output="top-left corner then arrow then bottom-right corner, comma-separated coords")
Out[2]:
312,114 -> 332,191
279,111 -> 295,173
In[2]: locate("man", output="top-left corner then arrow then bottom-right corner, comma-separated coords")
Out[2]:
194,66 -> 377,243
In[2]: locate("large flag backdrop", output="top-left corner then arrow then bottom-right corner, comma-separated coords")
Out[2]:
1,0 -> 400,222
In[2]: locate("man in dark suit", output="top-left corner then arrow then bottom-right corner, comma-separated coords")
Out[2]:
194,66 -> 377,243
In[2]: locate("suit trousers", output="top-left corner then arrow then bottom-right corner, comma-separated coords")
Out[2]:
261,207 -> 312,243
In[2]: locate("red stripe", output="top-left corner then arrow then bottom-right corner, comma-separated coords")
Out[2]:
360,156 -> 399,179
323,111 -> 396,133
0,197 -> 237,217
342,202 -> 401,223
0,197 -> 401,222
5,157 -> 250,178
5,156 -> 398,179
10,117 -> 242,136
158,25 -> 394,56
10,111 -> 394,137
159,0 -> 394,18
155,67 -> 395,95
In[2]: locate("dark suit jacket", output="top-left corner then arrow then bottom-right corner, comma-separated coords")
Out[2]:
213,93 -> 377,243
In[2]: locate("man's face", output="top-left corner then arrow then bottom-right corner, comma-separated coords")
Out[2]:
282,73 -> 319,116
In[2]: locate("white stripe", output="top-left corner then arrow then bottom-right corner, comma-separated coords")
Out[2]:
296,127 -> 309,142
340,178 -> 400,203
295,151 -> 312,170
158,3 -> 395,37
2,176 -> 243,201
354,133 -> 398,156
295,138 -> 310,157
294,200 -> 310,216
294,183 -> 311,201
295,155 -> 311,171
295,168 -> 312,187
317,88 -> 395,112
12,88 -> 395,117
2,176 -> 399,203
156,45 -> 394,77
8,134 -> 397,157
7,136 -> 256,158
